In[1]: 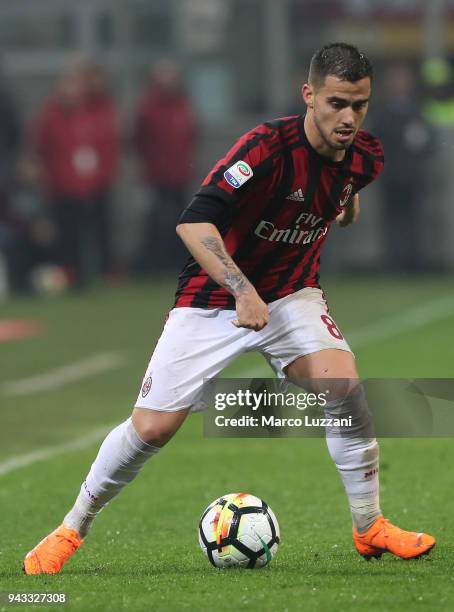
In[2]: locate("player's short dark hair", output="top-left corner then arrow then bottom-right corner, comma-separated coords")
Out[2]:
309,43 -> 373,89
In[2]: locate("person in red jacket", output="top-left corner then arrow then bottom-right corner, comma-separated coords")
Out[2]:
133,59 -> 198,274
34,60 -> 119,287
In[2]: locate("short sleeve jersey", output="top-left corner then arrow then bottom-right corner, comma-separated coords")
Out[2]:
175,115 -> 384,310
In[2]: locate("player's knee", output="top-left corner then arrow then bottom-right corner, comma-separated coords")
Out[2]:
286,351 -> 359,398
132,417 -> 177,447
131,407 -> 188,447
324,384 -> 375,438
295,375 -> 359,399
323,376 -> 359,399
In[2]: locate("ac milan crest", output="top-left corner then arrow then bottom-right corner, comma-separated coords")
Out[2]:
141,375 -> 152,397
339,183 -> 353,207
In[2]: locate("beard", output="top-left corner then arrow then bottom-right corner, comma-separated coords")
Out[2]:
313,112 -> 352,151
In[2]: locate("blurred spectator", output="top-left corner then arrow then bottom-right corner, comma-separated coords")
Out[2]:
290,0 -> 342,25
33,59 -> 120,288
0,77 -> 25,294
133,59 -> 197,274
0,76 -> 59,296
422,57 -> 454,126
421,58 -> 454,270
13,157 -> 61,294
374,64 -> 433,272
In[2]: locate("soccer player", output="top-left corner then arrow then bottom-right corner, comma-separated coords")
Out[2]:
23,43 -> 435,575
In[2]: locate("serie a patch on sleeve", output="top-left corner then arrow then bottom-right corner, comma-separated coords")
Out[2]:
223,160 -> 254,189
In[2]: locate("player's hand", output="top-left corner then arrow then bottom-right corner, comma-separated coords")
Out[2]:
233,291 -> 269,331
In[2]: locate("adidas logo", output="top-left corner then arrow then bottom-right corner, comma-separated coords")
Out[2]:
286,188 -> 305,202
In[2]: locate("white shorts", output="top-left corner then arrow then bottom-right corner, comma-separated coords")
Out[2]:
135,287 -> 352,412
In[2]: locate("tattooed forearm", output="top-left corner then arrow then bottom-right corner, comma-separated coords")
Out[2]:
224,270 -> 251,296
201,236 -> 253,296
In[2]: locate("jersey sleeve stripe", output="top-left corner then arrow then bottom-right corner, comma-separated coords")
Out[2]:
206,129 -> 280,188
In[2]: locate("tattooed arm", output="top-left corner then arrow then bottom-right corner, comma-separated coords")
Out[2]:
176,222 -> 269,330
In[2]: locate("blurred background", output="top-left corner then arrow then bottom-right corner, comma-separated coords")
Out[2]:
0,0 -> 454,297
2,6 -> 454,604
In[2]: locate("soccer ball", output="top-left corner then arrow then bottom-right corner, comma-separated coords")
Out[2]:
198,493 -> 280,569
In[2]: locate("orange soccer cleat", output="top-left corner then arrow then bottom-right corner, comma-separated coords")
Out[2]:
23,524 -> 83,575
353,516 -> 435,560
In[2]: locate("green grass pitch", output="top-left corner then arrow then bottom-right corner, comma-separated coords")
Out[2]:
1,276 -> 453,611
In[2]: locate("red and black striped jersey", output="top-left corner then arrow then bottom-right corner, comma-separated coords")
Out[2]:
175,114 -> 384,309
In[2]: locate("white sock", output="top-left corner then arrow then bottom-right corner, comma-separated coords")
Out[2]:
64,418 -> 159,537
324,385 -> 381,533
326,435 -> 380,533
